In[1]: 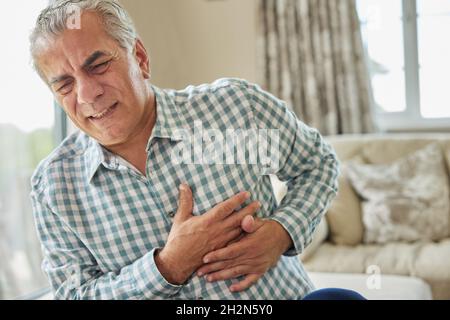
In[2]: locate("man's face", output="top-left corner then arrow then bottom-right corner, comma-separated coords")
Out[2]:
36,11 -> 151,147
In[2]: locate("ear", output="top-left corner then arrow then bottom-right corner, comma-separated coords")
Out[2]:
133,38 -> 150,79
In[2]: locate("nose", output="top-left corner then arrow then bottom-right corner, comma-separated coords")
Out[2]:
76,74 -> 104,106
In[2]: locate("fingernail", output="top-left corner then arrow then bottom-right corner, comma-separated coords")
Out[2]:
207,276 -> 212,282
197,271 -> 203,277
179,183 -> 187,191
203,257 -> 209,263
230,286 -> 235,292
244,192 -> 250,199
255,201 -> 261,208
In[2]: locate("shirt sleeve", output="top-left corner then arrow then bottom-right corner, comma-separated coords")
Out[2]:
244,81 -> 340,256
30,189 -> 183,300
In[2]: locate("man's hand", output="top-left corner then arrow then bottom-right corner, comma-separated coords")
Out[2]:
196,216 -> 293,293
155,184 -> 261,285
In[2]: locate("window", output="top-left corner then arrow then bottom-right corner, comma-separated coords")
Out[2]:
0,1 -> 62,299
357,0 -> 450,130
418,0 -> 450,119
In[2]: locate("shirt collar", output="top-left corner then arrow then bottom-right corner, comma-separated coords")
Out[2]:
85,84 -> 184,182
146,84 -> 185,151
85,137 -> 122,182
85,138 -> 107,182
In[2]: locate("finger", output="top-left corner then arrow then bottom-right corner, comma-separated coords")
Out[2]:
205,265 -> 249,282
241,216 -> 265,233
211,191 -> 250,220
197,259 -> 234,277
203,241 -> 244,264
241,215 -> 254,233
225,233 -> 245,247
223,227 -> 243,245
223,201 -> 260,229
174,183 -> 193,223
229,274 -> 262,292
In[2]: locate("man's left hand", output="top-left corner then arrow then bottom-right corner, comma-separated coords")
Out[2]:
196,216 -> 293,293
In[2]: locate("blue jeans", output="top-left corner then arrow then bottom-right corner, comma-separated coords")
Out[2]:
302,288 -> 367,300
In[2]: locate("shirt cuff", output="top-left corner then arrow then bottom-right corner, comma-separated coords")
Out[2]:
131,248 -> 183,299
269,208 -> 310,257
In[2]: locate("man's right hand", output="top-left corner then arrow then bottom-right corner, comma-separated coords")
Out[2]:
155,183 -> 260,285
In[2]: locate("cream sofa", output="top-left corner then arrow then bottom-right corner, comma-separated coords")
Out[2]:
273,133 -> 450,300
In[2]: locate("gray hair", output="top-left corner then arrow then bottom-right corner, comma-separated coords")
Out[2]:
30,0 -> 139,81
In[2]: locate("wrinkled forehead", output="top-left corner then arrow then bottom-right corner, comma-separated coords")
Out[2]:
35,11 -> 121,81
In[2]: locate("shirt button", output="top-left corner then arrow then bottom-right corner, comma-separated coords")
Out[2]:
168,211 -> 175,218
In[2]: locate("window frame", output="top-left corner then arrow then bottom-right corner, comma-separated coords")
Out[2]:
365,0 -> 450,132
10,105 -> 66,300
54,102 -> 68,144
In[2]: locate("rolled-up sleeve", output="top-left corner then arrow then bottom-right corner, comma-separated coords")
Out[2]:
245,81 -> 340,256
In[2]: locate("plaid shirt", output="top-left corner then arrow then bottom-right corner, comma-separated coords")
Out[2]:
31,78 -> 339,300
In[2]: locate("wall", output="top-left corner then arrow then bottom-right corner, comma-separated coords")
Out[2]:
67,0 -> 260,134
120,0 -> 259,89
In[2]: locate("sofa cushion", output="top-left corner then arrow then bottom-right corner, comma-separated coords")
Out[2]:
302,239 -> 450,299
308,272 -> 433,300
326,165 -> 364,245
324,135 -> 450,246
346,143 -> 450,243
413,239 -> 450,300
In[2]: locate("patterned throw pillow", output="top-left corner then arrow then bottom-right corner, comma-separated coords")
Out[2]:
346,143 -> 450,244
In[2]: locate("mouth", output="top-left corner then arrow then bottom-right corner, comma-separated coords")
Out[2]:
88,102 -> 119,121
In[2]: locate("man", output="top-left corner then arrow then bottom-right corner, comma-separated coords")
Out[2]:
30,0 -> 340,299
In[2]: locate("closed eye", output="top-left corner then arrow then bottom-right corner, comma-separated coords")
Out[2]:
90,60 -> 112,74
57,80 -> 74,95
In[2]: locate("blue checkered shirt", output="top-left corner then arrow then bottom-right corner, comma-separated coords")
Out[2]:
31,78 -> 339,300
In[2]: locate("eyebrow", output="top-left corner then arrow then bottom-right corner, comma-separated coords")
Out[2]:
82,50 -> 109,69
49,50 -> 110,85
50,74 -> 72,86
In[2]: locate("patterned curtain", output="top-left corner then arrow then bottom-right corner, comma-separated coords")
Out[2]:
257,0 -> 376,135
